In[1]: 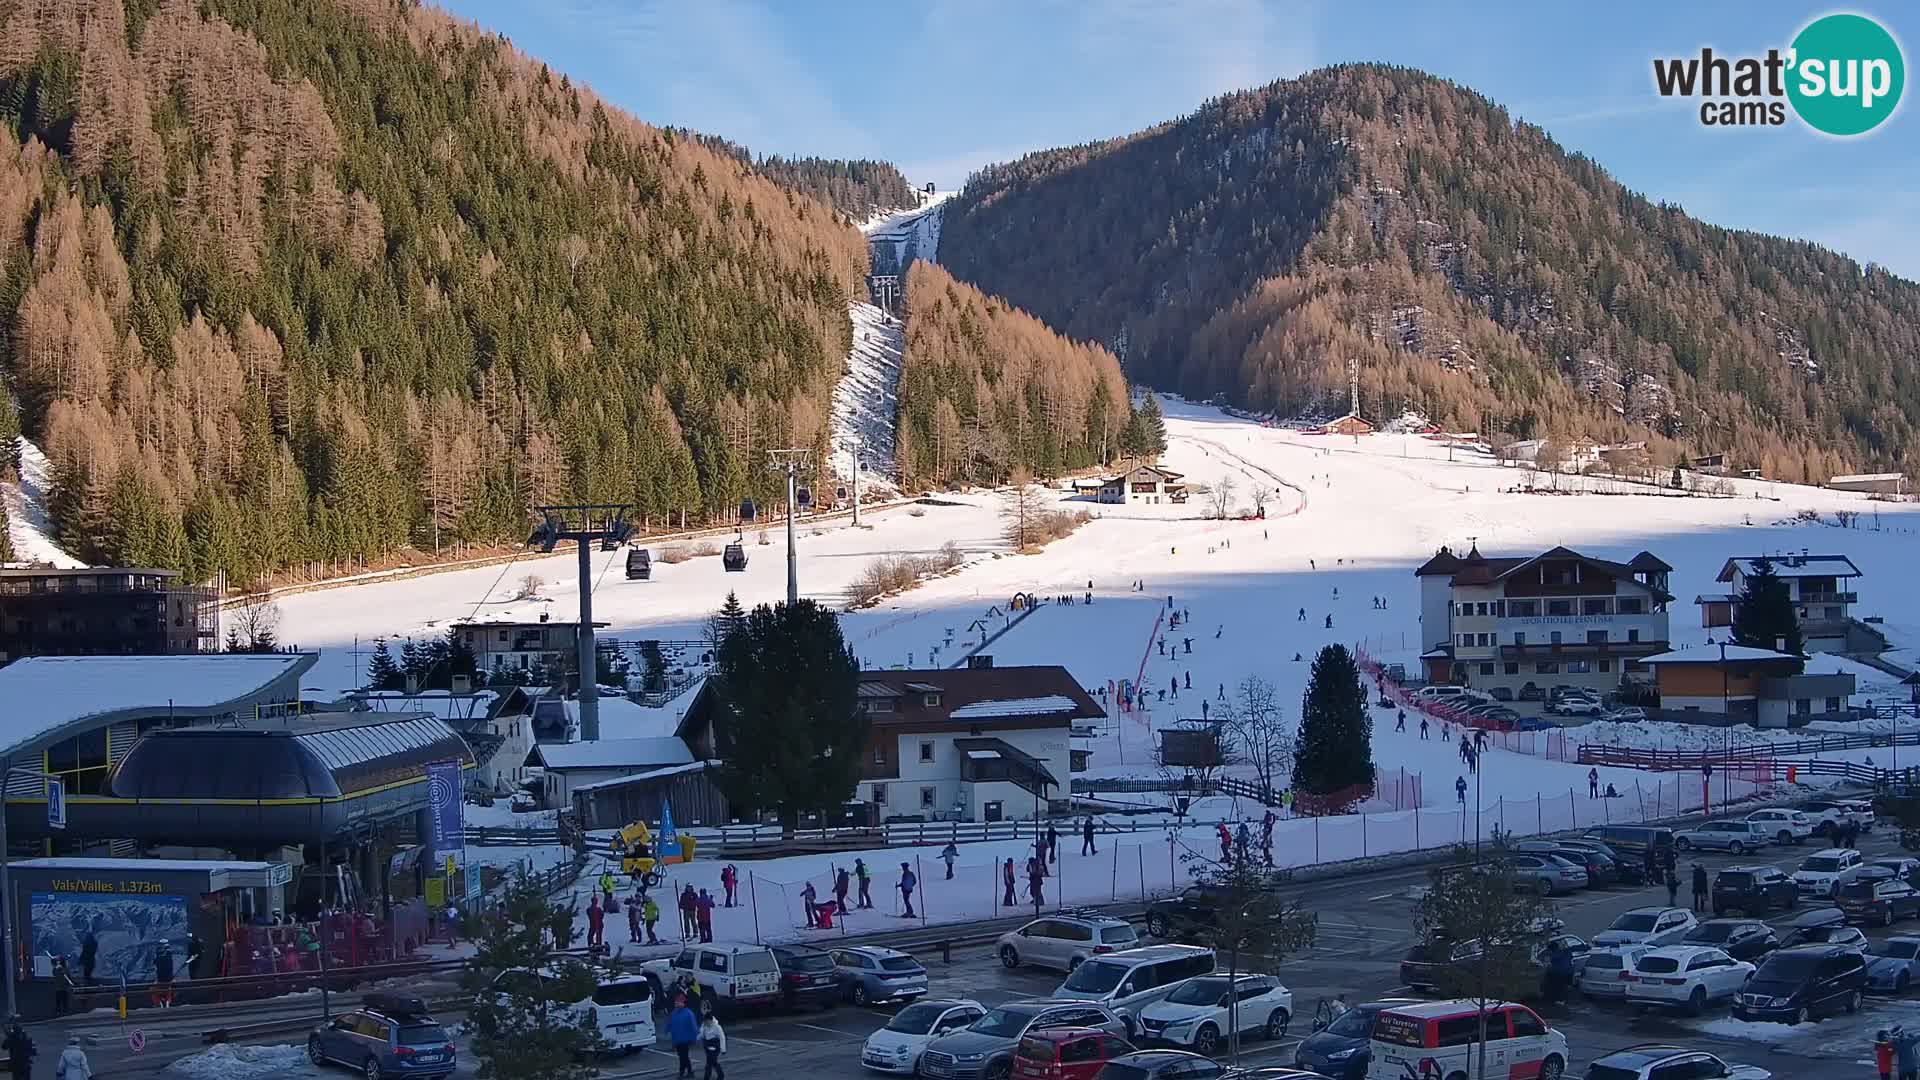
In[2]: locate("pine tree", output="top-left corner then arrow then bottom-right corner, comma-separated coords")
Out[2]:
1731,557 -> 1804,659
399,639 -> 426,687
1138,393 -> 1168,457
710,600 -> 866,829
446,628 -> 478,687
1293,644 -> 1374,800
707,591 -> 746,650
461,870 -> 604,1080
366,639 -> 401,690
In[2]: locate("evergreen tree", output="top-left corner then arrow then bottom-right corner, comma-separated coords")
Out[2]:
639,641 -> 667,693
707,591 -> 746,650
224,627 -> 243,653
461,870 -> 604,1080
446,628 -> 478,687
1293,644 -> 1374,799
1137,393 -> 1168,457
710,600 -> 866,828
366,639 -> 401,691
399,639 -> 426,687
1731,557 -> 1804,659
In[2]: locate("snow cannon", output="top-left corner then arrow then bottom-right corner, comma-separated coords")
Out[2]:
612,820 -> 697,886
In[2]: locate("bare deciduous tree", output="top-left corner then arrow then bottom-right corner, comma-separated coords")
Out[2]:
1209,474 -> 1238,519
227,596 -> 281,652
514,574 -> 545,600
1249,484 -> 1272,516
1218,675 -> 1294,799
1000,467 -> 1049,550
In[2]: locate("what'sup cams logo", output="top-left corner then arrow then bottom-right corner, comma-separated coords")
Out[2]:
1653,12 -> 1905,136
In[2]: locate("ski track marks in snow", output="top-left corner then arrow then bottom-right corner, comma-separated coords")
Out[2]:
831,301 -> 902,490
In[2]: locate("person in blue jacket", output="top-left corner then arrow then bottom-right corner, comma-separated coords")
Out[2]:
1894,1025 -> 1920,1080
899,862 -> 918,918
669,995 -> 699,1078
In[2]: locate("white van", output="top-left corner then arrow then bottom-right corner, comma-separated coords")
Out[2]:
1366,999 -> 1567,1080
1050,944 -> 1215,1029
482,969 -> 657,1054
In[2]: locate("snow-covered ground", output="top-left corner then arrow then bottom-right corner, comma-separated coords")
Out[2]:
863,190 -> 951,266
2,437 -> 84,567
830,301 -> 903,490
166,1043 -> 312,1080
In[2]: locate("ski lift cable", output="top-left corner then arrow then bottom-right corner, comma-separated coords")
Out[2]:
466,550 -> 523,623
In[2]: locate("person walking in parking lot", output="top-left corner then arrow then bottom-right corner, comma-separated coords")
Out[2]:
1665,865 -> 1680,907
1081,817 -> 1097,856
1662,845 -> 1679,891
669,995 -> 698,1078
1691,863 -> 1709,913
700,1012 -> 727,1080
1003,858 -> 1017,907
1894,1024 -> 1920,1080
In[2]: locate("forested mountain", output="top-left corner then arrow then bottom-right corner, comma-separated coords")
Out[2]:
940,64 -> 1920,485
895,261 -> 1130,488
676,132 -> 917,220
0,0 -> 868,585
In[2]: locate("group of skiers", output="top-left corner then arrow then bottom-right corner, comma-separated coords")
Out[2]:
1214,811 -> 1282,867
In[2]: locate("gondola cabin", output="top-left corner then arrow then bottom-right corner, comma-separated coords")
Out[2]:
722,543 -> 748,572
625,548 -> 652,580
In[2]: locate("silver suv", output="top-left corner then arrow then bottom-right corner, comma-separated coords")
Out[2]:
996,910 -> 1140,972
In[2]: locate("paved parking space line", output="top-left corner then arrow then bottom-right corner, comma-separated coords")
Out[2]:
791,1021 -> 863,1037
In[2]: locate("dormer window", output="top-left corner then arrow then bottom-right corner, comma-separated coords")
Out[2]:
924,693 -> 941,708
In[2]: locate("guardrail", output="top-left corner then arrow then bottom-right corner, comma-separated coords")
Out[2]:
1577,729 -> 1920,768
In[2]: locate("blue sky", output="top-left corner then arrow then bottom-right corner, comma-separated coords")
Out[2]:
444,1 -> 1919,278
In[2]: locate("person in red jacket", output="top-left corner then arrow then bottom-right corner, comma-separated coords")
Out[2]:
586,894 -> 605,949
1878,1029 -> 1895,1080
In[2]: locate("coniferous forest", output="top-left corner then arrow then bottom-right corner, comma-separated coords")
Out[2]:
940,64 -> 1920,486
0,0 -> 867,585
894,260 -> 1131,489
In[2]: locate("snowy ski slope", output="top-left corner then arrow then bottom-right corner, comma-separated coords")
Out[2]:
2,438 -> 85,568
829,301 -> 903,489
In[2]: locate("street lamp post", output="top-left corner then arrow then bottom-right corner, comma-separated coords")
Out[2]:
1719,641 -> 1730,810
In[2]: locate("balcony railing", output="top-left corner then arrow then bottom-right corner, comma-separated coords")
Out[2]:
1796,591 -> 1856,605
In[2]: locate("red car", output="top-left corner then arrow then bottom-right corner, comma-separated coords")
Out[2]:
1010,1027 -> 1136,1080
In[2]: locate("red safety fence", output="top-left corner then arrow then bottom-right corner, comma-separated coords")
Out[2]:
1354,648 -> 1575,762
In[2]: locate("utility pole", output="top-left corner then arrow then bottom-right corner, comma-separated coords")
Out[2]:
849,436 -> 862,528
768,449 -> 814,605
528,504 -> 634,742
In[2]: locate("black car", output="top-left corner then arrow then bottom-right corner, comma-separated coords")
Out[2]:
1733,945 -> 1866,1024
1399,942 -> 1447,991
1582,825 -> 1675,866
1713,866 -> 1799,916
1145,881 -> 1287,940
1096,1049 -> 1225,1080
1682,919 -> 1780,963
1560,839 -> 1646,885
769,944 -> 841,1011
1292,999 -> 1417,1080
1837,877 -> 1920,926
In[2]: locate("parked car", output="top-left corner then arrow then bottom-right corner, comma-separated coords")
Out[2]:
1601,707 -> 1649,723
1509,852 -> 1590,895
1580,1045 -> 1770,1080
1870,857 -> 1920,886
1517,684 -> 1547,702
1582,825 -> 1675,863
1777,908 -> 1868,952
998,913 -> 1144,973
1674,819 -> 1772,854
1836,876 -> 1920,926
308,994 -> 456,1080
640,943 -> 783,1015
862,999 -> 987,1074
478,969 -> 656,1055
1791,848 -> 1865,899
1795,801 -> 1865,838
1052,945 -> 1217,1029
920,1001 -> 1129,1080
1681,919 -> 1780,963
1517,842 -> 1616,887
1712,866 -> 1798,916
1487,687 -> 1515,702
1145,883 -> 1288,940
1732,945 -> 1867,1024
1593,907 -> 1697,948
1559,839 -> 1647,885
1621,945 -> 1755,1015
1011,1027 -> 1136,1080
1092,1050 -> 1224,1080
833,946 -> 930,1006
1135,975 -> 1292,1055
1398,941 -> 1447,992
1834,799 -> 1877,832
772,944 -> 844,1011
1744,808 -> 1816,845
1547,698 -> 1603,717
1575,947 -> 1650,1001
1865,937 -> 1920,995
1290,998 -> 1417,1080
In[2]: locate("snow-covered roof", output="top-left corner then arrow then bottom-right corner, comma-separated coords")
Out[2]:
1641,645 -> 1799,665
1693,594 -> 1737,605
352,689 -> 502,721
1830,473 -> 1906,484
1718,555 -> 1862,581
0,653 -> 316,758
533,737 -> 695,770
572,760 -> 709,792
562,695 -> 682,740
947,695 -> 1080,720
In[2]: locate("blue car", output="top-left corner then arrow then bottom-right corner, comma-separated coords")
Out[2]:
308,994 -> 455,1080
831,945 -> 929,1006
1292,998 -> 1418,1080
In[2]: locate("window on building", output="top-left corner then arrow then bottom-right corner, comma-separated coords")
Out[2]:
1627,629 -> 1640,643
920,787 -> 937,808
1598,660 -> 1613,673
1824,606 -> 1842,619
497,629 -> 509,643
1566,661 -> 1592,674
1479,663 -> 1494,676
923,693 -> 941,708
873,784 -> 887,804
866,698 -> 893,713
1617,597 -> 1644,614
1458,603 -> 1472,617
1550,631 -> 1563,645
1493,601 -> 1507,617
872,745 -> 886,765
1536,662 -> 1560,675
1587,630 -> 1608,644
1582,598 -> 1610,615
1504,663 -> 1520,675
1796,698 -> 1812,716
1547,600 -> 1573,616
1513,632 -> 1527,646
1508,600 -> 1539,617
1459,634 -> 1471,648
1477,633 -> 1491,647
1475,603 -> 1490,616
919,742 -> 934,763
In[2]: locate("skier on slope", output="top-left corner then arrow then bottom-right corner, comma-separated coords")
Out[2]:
1324,614 -> 1333,629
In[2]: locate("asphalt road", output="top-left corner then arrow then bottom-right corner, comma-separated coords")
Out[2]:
51,825 -> 1910,1080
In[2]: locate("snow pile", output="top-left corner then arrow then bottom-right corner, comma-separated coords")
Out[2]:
831,301 -> 902,490
1378,411 -> 1433,434
166,1043 -> 310,1080
1803,652 -> 1909,700
2,438 -> 85,568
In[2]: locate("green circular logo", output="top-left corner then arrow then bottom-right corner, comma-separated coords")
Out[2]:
1787,13 -> 1905,136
